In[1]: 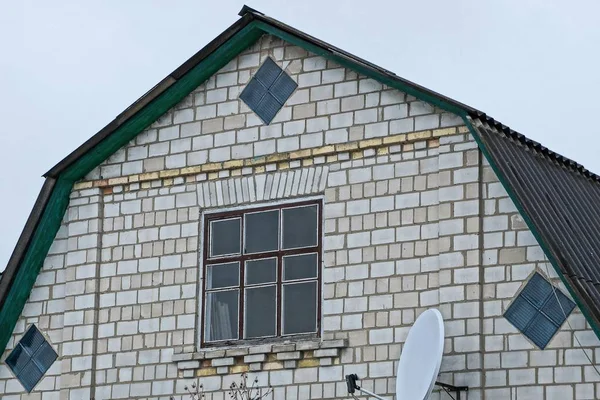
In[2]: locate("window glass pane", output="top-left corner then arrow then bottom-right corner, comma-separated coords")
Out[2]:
282,205 -> 318,249
245,258 -> 277,285
20,326 -> 44,355
521,273 -> 553,307
210,218 -> 241,257
245,210 -> 279,253
541,290 -> 576,326
206,262 -> 239,289
282,281 -> 317,335
32,342 -> 58,373
245,286 -> 277,338
504,296 -> 537,332
254,93 -> 283,125
254,58 -> 282,87
6,344 -> 28,374
239,78 -> 268,108
283,253 -> 318,281
17,361 -> 44,392
206,290 -> 239,341
523,313 -> 559,349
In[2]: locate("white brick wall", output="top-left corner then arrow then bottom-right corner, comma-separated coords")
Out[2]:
2,33 -> 599,400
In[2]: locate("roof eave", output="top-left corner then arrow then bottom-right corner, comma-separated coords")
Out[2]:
43,12 -> 257,179
0,178 -> 57,311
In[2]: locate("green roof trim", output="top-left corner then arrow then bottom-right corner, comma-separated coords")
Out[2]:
0,178 -> 72,353
60,24 -> 263,182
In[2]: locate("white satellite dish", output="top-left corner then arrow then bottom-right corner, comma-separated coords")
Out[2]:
395,309 -> 444,399
345,308 -> 468,400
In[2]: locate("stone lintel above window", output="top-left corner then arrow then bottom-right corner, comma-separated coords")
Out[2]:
172,339 -> 348,377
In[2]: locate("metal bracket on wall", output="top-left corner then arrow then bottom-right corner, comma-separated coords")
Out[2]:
435,381 -> 469,400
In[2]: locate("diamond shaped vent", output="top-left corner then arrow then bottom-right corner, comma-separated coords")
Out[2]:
6,325 -> 58,392
504,272 -> 575,349
240,58 -> 297,125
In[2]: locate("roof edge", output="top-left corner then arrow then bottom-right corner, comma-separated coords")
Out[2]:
43,5 -> 485,180
43,12 -> 257,178
238,5 -> 263,17
0,178 -> 56,310
471,112 -> 600,184
246,8 -> 478,117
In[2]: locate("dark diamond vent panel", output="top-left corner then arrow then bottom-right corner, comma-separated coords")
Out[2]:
240,58 -> 297,125
6,325 -> 58,392
504,272 -> 576,349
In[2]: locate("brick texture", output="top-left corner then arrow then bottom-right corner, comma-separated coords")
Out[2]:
1,34 -> 598,400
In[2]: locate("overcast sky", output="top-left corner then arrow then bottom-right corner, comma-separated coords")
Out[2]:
1,0 -> 599,272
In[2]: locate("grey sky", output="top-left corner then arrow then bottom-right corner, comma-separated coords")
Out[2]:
1,0 -> 599,272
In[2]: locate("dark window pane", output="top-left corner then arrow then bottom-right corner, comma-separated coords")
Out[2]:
283,253 -> 318,281
17,361 -> 44,392
504,296 -> 537,332
239,79 -> 267,108
282,205 -> 318,249
245,286 -> 277,338
254,58 -> 282,87
246,258 -> 277,285
270,73 -> 297,104
6,344 -> 28,374
254,93 -> 283,125
206,290 -> 239,341
524,313 -> 559,349
210,218 -> 241,257
206,262 -> 239,289
20,326 -> 44,355
520,273 -> 553,308
282,281 -> 317,335
245,210 -> 279,253
541,290 -> 576,326
32,342 -> 58,373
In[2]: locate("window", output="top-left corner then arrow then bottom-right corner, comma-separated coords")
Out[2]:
239,57 -> 297,125
202,200 -> 321,346
6,325 -> 58,392
504,272 -> 576,349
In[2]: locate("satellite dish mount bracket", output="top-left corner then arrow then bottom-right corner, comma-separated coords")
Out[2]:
345,374 -> 469,400
435,380 -> 469,400
345,374 -> 387,400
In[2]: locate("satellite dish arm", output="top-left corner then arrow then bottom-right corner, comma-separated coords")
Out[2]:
345,374 -> 390,400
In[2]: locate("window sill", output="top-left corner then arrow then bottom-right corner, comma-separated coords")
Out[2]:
172,338 -> 348,377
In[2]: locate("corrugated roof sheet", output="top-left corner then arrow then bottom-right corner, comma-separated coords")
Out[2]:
470,116 -> 600,331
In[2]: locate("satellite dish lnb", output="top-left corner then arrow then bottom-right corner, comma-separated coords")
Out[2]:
345,309 -> 468,400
